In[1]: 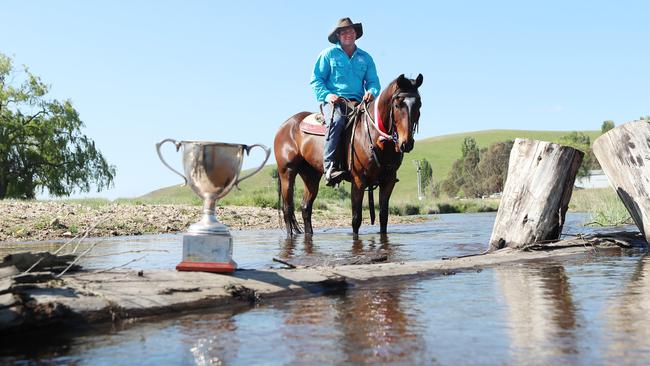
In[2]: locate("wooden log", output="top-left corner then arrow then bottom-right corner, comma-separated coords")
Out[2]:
592,120 -> 650,243
489,139 -> 584,250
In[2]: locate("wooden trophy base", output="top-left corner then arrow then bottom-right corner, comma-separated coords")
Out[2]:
176,261 -> 237,273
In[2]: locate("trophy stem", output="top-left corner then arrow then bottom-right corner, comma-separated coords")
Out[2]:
188,197 -> 229,234
203,196 -> 217,219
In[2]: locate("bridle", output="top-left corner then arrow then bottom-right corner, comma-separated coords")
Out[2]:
363,89 -> 421,144
387,91 -> 421,138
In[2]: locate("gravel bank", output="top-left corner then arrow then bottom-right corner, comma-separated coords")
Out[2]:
0,201 -> 429,243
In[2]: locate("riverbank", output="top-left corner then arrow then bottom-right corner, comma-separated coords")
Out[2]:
0,188 -> 631,243
0,201 -> 430,243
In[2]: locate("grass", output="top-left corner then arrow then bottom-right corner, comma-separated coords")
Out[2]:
391,129 -> 601,201
570,188 -> 633,226
46,188 -> 636,228
50,197 -> 114,208
42,129 -> 637,225
386,197 -> 500,215
141,129 -> 602,204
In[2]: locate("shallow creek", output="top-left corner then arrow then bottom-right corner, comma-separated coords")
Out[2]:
2,213 -> 649,365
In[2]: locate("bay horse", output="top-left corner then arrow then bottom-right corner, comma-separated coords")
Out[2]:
274,74 -> 423,236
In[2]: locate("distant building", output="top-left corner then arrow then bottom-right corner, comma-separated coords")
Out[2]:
574,170 -> 611,189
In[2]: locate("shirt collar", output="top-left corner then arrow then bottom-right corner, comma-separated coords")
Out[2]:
336,42 -> 359,58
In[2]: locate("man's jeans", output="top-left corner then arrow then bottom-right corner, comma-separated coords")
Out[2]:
322,102 -> 348,169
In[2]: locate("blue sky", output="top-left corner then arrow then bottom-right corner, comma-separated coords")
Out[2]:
2,1 -> 648,199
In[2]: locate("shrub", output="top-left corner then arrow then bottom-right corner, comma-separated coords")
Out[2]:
252,194 -> 276,209
403,204 -> 420,215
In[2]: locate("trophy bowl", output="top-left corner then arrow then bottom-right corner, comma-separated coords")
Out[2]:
156,139 -> 271,235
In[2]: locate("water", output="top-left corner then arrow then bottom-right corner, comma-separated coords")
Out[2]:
2,213 -> 648,365
1,212 -> 621,271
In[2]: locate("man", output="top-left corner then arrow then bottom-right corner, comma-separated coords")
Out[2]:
310,17 -> 380,185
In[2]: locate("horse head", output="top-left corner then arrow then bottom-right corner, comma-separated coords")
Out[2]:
385,74 -> 423,153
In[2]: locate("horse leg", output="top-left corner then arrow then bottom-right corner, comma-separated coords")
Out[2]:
298,165 -> 321,235
279,166 -> 302,236
351,182 -> 365,235
379,177 -> 397,234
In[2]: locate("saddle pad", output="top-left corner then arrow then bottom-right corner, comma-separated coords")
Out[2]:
299,113 -> 326,136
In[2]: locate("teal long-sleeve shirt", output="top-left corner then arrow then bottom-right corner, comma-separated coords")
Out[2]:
310,44 -> 380,103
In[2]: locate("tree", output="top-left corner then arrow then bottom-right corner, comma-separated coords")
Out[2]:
441,137 -> 481,197
461,136 -> 478,158
558,131 -> 595,177
0,53 -> 115,199
442,138 -> 515,198
478,140 -> 514,194
601,120 -> 615,134
420,158 -> 433,192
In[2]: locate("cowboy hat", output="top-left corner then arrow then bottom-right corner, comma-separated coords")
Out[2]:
328,17 -> 363,44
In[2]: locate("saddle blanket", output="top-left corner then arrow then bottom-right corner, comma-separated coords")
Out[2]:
299,113 -> 326,136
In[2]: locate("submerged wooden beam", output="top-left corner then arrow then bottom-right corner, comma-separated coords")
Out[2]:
593,120 -> 650,243
489,139 -> 584,250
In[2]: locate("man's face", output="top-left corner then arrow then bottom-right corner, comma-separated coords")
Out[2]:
337,26 -> 356,46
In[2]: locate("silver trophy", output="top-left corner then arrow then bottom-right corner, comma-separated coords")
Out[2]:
156,139 -> 270,273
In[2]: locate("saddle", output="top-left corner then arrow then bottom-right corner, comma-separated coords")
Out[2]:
299,100 -> 362,136
299,113 -> 327,135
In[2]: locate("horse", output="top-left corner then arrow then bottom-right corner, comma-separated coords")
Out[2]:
274,74 -> 423,236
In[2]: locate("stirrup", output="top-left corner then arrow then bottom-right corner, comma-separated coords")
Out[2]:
325,170 -> 347,187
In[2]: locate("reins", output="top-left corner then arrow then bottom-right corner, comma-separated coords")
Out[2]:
343,88 -> 421,180
348,88 -> 421,227
362,101 -> 394,141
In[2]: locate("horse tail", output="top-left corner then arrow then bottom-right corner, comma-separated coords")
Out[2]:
276,169 -> 303,235
368,188 -> 376,225
276,172 -> 283,231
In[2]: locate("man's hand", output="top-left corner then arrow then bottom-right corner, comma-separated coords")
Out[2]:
363,91 -> 374,103
326,94 -> 340,104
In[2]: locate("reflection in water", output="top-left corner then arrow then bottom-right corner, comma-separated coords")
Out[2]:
496,264 -> 579,364
278,234 -> 314,258
280,296 -> 346,364
278,233 -> 393,267
185,315 -> 239,366
352,236 -> 364,255
352,234 -> 392,256
604,254 -> 650,364
336,284 -> 424,364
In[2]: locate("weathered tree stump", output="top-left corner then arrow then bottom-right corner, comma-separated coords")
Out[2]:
489,139 -> 584,250
592,120 -> 650,243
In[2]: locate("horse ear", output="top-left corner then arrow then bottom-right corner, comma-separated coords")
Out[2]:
396,74 -> 410,89
415,74 -> 423,88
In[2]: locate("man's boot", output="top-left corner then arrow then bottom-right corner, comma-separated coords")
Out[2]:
325,161 -> 345,186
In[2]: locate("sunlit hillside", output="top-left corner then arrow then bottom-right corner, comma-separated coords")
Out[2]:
139,129 -> 601,204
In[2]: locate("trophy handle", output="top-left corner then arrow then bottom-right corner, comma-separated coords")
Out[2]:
155,138 -> 188,185
236,144 -> 271,185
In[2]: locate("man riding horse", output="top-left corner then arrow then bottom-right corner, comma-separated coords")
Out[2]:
310,17 -> 380,186
274,17 -> 423,235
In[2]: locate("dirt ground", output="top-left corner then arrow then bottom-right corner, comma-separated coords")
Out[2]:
0,201 -> 429,243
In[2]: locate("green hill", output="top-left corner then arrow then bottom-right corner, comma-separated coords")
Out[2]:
140,129 -> 601,205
